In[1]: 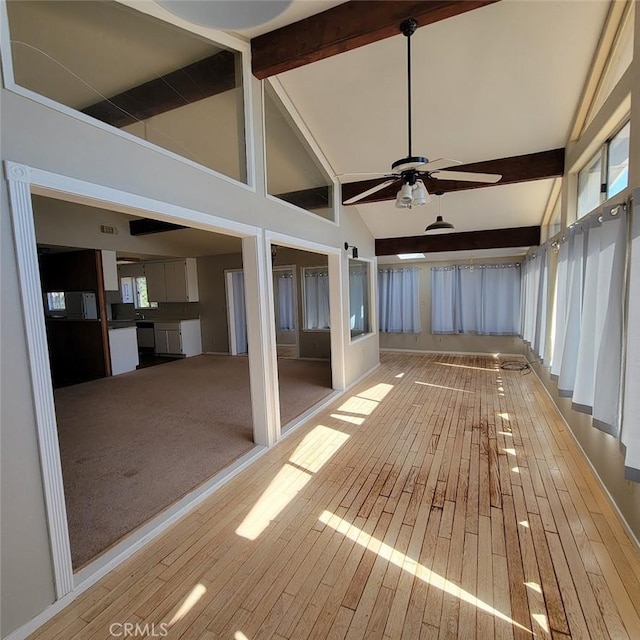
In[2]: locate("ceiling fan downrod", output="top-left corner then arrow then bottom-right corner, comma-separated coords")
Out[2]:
401,18 -> 418,159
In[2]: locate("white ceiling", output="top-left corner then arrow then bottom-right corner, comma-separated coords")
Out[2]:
269,0 -> 610,241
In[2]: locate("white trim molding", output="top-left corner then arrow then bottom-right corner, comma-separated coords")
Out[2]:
5,163 -> 75,598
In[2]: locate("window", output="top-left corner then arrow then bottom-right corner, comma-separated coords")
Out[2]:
431,264 -> 521,335
6,0 -> 247,182
264,83 -> 335,222
121,276 -> 157,309
302,267 -> 330,330
607,121 -> 630,198
377,268 -> 421,333
577,120 -> 630,219
46,291 -> 66,311
577,152 -> 603,219
349,260 -> 371,338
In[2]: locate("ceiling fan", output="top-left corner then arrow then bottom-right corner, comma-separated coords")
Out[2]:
342,18 -> 502,208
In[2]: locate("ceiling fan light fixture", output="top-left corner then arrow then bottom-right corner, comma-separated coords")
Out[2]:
396,182 -> 413,206
425,215 -> 455,232
412,180 -> 429,206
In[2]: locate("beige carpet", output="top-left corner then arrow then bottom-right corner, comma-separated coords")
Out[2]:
54,355 -> 332,569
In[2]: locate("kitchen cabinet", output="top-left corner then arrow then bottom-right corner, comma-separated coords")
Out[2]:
144,262 -> 167,302
101,250 -> 119,291
117,262 -> 145,278
154,319 -> 202,357
108,327 -> 139,375
144,259 -> 199,303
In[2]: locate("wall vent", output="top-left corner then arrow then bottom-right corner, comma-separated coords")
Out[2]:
100,224 -> 118,235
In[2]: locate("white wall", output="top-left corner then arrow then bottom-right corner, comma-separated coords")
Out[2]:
0,34 -> 377,640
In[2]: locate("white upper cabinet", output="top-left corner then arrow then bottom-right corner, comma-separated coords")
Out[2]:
101,250 -> 119,291
144,259 -> 199,303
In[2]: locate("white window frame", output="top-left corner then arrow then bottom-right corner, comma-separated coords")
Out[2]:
0,0 -> 257,192
262,77 -> 340,227
576,117 -> 630,220
348,258 -> 372,340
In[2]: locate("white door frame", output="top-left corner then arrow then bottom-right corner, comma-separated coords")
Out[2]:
265,230 -> 346,391
3,161 -> 268,600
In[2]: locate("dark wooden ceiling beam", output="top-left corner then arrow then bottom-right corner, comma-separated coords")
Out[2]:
82,50 -> 236,128
129,219 -> 188,236
342,148 -> 565,205
375,225 -> 540,256
251,0 -> 499,79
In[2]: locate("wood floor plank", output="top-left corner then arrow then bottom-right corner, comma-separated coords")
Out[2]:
26,353 -> 640,640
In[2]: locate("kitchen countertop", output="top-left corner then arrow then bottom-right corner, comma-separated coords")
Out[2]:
108,317 -> 200,328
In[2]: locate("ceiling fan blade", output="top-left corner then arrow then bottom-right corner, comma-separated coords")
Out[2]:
343,178 -> 399,205
336,172 -> 395,179
432,170 -> 502,183
416,158 -> 462,172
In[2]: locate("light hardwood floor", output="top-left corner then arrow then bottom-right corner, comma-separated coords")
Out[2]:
30,353 -> 640,640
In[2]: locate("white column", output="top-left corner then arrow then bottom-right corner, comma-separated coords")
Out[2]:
242,233 -> 280,447
328,252 -> 346,391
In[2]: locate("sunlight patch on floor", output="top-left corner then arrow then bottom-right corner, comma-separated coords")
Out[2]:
498,412 -> 510,420
357,382 -> 394,402
236,425 -> 350,540
168,583 -> 207,626
438,362 -> 499,372
415,381 -> 473,394
319,511 -> 532,634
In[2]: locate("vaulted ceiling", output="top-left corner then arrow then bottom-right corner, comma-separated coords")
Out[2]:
236,0 -> 611,254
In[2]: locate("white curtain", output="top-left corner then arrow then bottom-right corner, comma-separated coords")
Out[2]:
303,269 -> 330,329
274,273 -> 295,330
549,204 -> 626,435
550,239 -> 569,377
558,228 -> 586,396
431,267 -> 457,333
378,268 -> 420,333
622,189 -> 640,474
432,264 -> 521,335
520,249 -> 548,361
231,271 -> 248,354
349,266 -> 368,334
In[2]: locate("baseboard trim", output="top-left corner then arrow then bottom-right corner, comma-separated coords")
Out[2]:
527,359 -> 640,551
380,348 -> 525,357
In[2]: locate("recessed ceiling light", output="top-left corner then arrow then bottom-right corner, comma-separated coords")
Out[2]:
397,253 -> 425,260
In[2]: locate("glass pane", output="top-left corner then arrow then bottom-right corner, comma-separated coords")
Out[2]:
120,277 -> 134,304
264,83 -> 334,222
6,0 -> 246,182
349,260 -> 370,338
577,153 -> 602,218
47,292 -> 66,311
607,121 -> 630,198
135,277 -> 150,309
585,3 -> 634,128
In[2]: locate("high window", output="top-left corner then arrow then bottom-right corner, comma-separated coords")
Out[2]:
264,83 -> 335,222
5,0 -> 247,182
349,260 -> 371,338
577,120 -> 630,219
